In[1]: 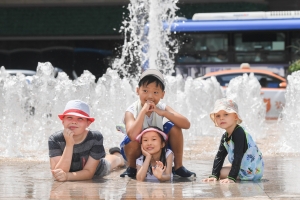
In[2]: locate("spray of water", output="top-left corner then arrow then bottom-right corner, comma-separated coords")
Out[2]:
112,0 -> 149,79
226,73 -> 266,140
0,0 -> 296,160
278,71 -> 300,154
0,63 -> 137,159
112,0 -> 178,78
147,0 -> 178,74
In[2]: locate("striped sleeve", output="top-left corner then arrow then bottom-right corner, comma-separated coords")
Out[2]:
89,131 -> 106,160
48,132 -> 64,158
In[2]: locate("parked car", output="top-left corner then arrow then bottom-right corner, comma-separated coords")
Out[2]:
3,69 -> 36,84
5,67 -> 64,79
199,65 -> 287,119
5,69 -> 36,76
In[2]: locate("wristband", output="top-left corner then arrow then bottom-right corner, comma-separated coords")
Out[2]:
209,175 -> 218,180
227,176 -> 236,182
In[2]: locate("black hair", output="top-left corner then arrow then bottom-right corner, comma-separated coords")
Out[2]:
141,126 -> 167,175
138,75 -> 165,91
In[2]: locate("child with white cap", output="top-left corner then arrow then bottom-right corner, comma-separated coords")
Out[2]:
48,100 -> 125,182
119,69 -> 195,178
202,98 -> 264,183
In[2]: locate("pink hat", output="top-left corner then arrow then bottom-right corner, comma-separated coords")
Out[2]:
136,127 -> 168,143
58,100 -> 95,122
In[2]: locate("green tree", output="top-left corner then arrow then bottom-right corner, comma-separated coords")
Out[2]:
288,39 -> 300,73
288,59 -> 300,73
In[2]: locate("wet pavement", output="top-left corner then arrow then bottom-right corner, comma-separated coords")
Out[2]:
1,156 -> 300,199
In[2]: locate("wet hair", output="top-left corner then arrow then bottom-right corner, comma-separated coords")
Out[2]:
138,75 -> 165,91
141,126 -> 167,175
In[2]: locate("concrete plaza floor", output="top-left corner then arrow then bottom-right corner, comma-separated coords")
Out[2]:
1,156 -> 300,199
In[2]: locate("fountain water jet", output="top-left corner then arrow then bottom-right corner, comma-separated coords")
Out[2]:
112,0 -> 178,78
278,71 -> 300,154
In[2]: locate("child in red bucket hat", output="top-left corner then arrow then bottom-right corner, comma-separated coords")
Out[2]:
48,100 -> 125,182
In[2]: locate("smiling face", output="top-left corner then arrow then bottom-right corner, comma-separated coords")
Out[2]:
62,115 -> 92,136
137,82 -> 165,106
214,110 -> 238,131
141,131 -> 165,155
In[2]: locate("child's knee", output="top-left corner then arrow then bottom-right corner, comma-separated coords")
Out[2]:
169,125 -> 182,136
124,142 -> 141,157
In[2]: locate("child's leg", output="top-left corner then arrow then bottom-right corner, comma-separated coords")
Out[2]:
168,125 -> 196,177
105,152 -> 125,171
123,141 -> 141,168
119,137 -> 141,178
168,125 -> 183,170
220,166 -> 231,179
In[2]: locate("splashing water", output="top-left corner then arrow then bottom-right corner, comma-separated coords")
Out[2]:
0,62 -> 273,160
0,0 -> 297,160
112,0 -> 178,78
146,0 -> 178,74
226,73 -> 266,140
278,71 -> 300,154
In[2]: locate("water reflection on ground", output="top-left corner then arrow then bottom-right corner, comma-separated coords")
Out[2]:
0,156 -> 300,199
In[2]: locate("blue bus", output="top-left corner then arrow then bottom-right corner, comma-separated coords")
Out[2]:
171,11 -> 300,78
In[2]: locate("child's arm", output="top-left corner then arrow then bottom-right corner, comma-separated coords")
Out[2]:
50,128 -> 75,172
136,145 -> 153,181
226,128 -> 247,182
153,153 -> 173,182
136,156 -> 152,181
125,101 -> 153,140
51,156 -> 100,181
155,105 -> 190,129
203,135 -> 227,182
124,111 -> 145,141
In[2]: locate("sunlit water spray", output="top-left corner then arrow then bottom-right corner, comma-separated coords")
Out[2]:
0,0 -> 297,160
112,0 -> 178,78
0,63 -> 281,160
278,71 -> 300,154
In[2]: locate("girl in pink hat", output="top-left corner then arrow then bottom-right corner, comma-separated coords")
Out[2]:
203,98 -> 264,183
49,100 -> 125,182
135,126 -> 174,182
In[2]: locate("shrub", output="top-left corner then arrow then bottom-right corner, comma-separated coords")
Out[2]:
288,59 -> 300,73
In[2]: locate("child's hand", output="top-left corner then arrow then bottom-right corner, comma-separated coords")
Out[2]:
152,161 -> 165,179
142,100 -> 156,113
51,169 -> 68,182
141,146 -> 151,158
63,128 -> 75,146
202,177 -> 217,182
220,178 -> 235,184
152,105 -> 164,116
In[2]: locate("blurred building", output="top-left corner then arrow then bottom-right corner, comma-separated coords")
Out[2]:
0,0 -> 298,79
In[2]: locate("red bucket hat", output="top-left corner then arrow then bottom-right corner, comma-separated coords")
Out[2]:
58,100 -> 95,122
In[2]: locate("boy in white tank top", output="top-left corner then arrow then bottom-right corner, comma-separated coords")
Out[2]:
119,69 -> 196,178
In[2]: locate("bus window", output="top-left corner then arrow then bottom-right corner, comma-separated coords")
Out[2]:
234,32 -> 286,63
290,31 -> 300,61
176,33 -> 228,63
